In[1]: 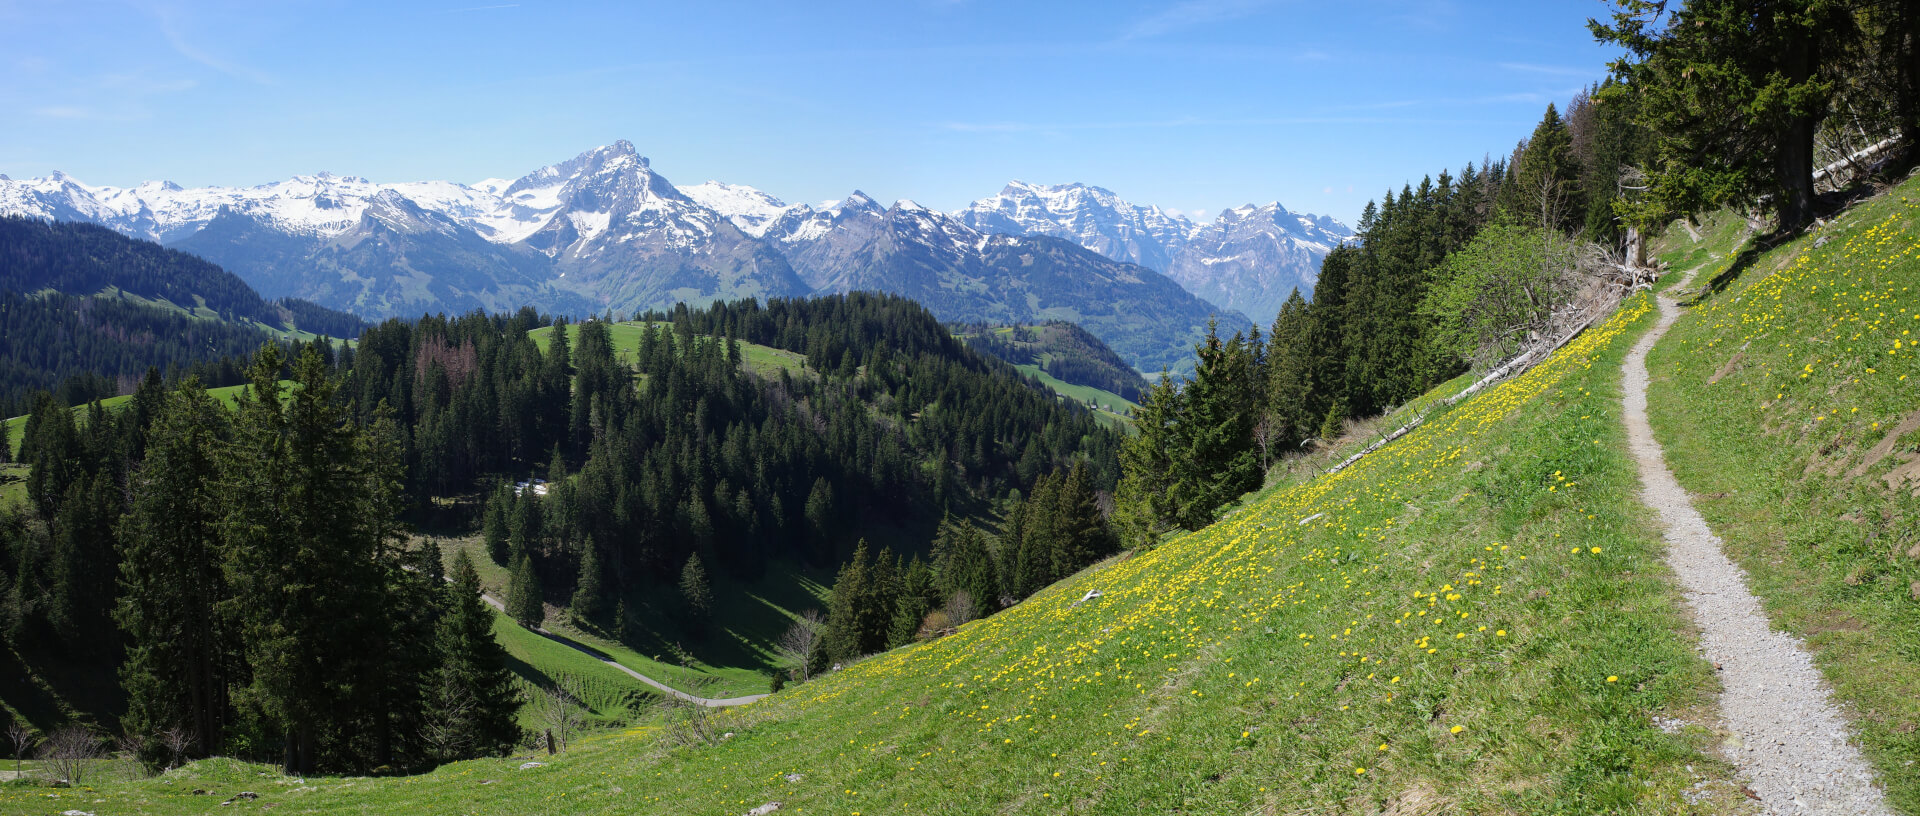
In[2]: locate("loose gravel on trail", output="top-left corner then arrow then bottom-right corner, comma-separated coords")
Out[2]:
1624,286 -> 1893,815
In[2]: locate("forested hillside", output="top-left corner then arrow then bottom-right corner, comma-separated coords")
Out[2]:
0,288 -> 1123,774
1105,82 -> 1667,544
0,217 -> 369,415
956,321 -> 1148,405
7,0 -> 1920,810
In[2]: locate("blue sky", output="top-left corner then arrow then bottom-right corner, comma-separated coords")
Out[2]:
0,0 -> 1622,226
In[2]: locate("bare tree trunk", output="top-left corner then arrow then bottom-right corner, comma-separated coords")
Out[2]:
1774,35 -> 1820,233
1778,113 -> 1819,232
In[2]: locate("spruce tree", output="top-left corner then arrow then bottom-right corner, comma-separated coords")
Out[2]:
804,477 -> 835,563
570,540 -> 609,626
481,484 -> 511,566
1053,462 -> 1115,577
49,474 -> 118,647
679,553 -> 713,634
432,550 -> 521,760
888,558 -> 936,647
1592,0 -> 1854,232
506,553 -> 544,628
1171,323 -> 1261,529
1265,290 -> 1315,449
935,520 -> 999,618
116,379 -> 232,759
1112,372 -> 1182,548
1505,103 -> 1583,231
508,489 -> 542,562
823,540 -> 874,661
1011,474 -> 1059,599
220,346 -> 408,775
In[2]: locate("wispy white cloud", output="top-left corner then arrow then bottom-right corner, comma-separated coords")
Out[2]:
101,73 -> 198,94
155,6 -> 274,85
1331,88 -> 1584,112
1498,62 -> 1599,77
34,106 -> 94,119
939,113 -> 1524,133
31,105 -> 145,122
1116,0 -> 1273,43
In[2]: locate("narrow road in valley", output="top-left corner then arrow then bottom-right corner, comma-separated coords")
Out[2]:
466,580 -> 768,708
1623,278 -> 1892,815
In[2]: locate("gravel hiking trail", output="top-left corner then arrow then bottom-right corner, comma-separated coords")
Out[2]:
1624,280 -> 1893,815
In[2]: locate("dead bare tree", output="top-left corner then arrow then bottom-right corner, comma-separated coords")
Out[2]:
655,676 -> 723,748
157,726 -> 193,772
535,675 -> 586,754
423,682 -> 478,763
774,609 -> 824,682
112,731 -> 146,781
1252,413 -> 1281,471
6,722 -> 35,776
42,725 -> 104,786
941,591 -> 977,628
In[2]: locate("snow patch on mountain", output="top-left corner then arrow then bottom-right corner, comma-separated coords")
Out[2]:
679,181 -> 796,237
958,181 -> 1350,324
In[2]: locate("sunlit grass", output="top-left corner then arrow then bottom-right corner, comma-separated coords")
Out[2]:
42,286 -> 1764,814
1646,175 -> 1920,811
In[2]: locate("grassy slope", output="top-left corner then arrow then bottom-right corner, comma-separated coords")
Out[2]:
40,292 -> 1762,814
527,321 -> 809,380
1650,210 -> 1751,282
956,324 -> 1144,423
0,464 -> 22,511
488,610 -> 657,731
4,383 -> 281,461
1012,363 -> 1136,428
1645,177 -> 1920,810
435,536 -> 829,700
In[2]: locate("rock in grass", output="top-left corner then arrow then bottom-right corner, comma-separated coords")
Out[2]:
744,803 -> 781,815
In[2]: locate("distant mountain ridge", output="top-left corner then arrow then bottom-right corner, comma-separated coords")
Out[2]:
0,142 -> 1344,369
956,181 -> 1352,326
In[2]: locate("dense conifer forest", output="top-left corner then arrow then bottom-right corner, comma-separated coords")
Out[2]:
955,320 -> 1149,404
0,217 -> 368,415
1,283 -> 1123,773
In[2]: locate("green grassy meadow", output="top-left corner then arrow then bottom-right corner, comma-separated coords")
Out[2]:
434,535 -> 830,700
527,320 -> 809,381
1012,363 -> 1136,427
4,382 -> 287,461
25,285 -> 1765,814
1644,175 -> 1920,810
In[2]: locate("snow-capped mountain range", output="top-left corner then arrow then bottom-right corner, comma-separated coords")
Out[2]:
0,141 -> 1344,370
957,181 -> 1350,325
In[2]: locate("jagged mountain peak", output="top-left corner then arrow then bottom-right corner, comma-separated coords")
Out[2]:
504,140 -> 661,197
0,144 -> 1338,369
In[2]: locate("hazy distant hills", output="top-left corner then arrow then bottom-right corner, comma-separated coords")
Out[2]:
0,142 -> 1346,371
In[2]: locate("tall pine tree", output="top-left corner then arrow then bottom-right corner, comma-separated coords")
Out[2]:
431,551 -> 521,760
117,379 -> 233,759
506,553 -> 544,628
